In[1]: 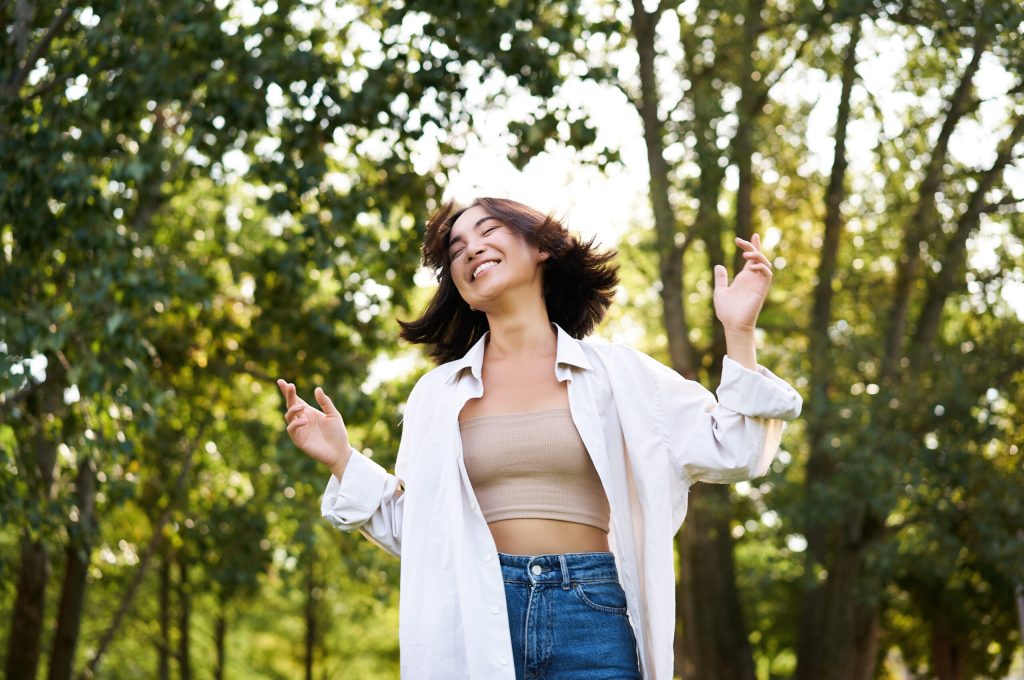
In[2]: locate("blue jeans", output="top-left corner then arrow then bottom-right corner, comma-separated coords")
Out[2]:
499,551 -> 642,680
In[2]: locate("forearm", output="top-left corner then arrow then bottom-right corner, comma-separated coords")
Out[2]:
724,327 -> 757,371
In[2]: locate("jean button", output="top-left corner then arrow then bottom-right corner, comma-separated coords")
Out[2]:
531,564 -> 542,575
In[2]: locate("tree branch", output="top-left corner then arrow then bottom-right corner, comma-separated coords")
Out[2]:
881,26 -> 990,379
5,0 -> 77,95
77,421 -> 208,680
909,113 -> 1024,360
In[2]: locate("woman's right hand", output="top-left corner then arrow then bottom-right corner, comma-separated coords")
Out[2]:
276,379 -> 351,473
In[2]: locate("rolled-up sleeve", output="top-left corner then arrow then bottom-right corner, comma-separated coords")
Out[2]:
320,447 -> 405,557
644,352 -> 803,485
319,379 -> 424,558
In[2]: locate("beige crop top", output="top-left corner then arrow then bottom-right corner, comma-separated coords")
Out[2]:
458,407 -> 611,532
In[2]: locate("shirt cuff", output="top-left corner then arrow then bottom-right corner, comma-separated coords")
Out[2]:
320,447 -> 392,516
715,355 -> 803,420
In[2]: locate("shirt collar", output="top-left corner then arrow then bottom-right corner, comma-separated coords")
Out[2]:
443,321 -> 593,385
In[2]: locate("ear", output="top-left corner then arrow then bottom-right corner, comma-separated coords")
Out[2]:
539,250 -> 551,262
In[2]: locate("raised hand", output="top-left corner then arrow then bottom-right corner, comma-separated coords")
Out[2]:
276,379 -> 352,474
712,233 -> 773,333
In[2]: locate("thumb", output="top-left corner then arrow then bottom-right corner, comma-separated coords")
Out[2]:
314,386 -> 340,416
713,264 -> 728,290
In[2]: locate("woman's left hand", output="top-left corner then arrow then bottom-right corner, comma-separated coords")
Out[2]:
712,233 -> 773,333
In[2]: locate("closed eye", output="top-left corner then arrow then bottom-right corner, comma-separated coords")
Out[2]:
450,225 -> 501,260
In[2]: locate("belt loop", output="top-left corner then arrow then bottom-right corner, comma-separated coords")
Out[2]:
559,554 -> 570,590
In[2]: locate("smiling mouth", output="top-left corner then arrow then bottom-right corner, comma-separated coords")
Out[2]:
472,260 -> 500,281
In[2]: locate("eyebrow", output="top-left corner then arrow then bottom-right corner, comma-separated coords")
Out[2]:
447,216 -> 497,252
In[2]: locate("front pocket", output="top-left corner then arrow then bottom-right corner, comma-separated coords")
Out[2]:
572,579 -> 628,614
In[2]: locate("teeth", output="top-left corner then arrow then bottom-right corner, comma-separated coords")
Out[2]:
473,261 -> 499,280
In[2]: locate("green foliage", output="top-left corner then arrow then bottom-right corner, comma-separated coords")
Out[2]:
1,0 -> 1022,678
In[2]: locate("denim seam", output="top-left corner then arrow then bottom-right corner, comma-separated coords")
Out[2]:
572,582 -> 629,615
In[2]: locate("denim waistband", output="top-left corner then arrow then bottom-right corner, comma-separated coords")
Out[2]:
498,551 -> 619,585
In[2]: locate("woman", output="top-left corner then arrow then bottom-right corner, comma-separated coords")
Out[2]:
277,197 -> 802,680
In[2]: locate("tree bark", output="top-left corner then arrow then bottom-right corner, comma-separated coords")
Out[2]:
158,550 -> 171,680
6,351 -> 66,680
305,558 -> 317,680
796,22 -> 877,680
930,619 -> 966,680
631,3 -> 757,677
733,0 -> 766,246
678,484 -> 757,680
631,0 -> 697,375
47,456 -> 97,680
6,535 -> 52,680
178,552 -> 192,680
214,599 -> 227,680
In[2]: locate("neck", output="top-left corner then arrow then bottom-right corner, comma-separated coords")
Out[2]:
483,315 -> 556,362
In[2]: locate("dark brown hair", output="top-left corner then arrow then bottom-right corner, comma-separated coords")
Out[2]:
397,197 -> 619,365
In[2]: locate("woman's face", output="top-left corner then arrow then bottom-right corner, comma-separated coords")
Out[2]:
446,204 -> 549,313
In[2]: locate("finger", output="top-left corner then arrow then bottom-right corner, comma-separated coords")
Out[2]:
748,263 -> 773,276
314,386 -> 341,417
289,383 -> 310,409
743,250 -> 771,266
736,235 -> 764,254
277,379 -> 292,405
285,404 -> 305,422
287,416 -> 307,433
713,264 -> 728,289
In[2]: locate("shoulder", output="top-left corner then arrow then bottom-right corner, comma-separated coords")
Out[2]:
579,335 -> 661,370
408,363 -> 450,400
580,336 -> 695,390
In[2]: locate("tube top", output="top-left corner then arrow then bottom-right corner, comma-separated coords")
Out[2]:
458,407 -> 611,532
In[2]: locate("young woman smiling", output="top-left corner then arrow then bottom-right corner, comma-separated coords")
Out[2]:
278,197 -> 802,680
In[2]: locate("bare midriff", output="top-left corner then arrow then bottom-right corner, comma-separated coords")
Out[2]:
488,518 -> 610,555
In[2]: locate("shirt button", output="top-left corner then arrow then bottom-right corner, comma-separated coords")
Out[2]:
483,553 -> 493,562
491,606 -> 500,614
499,657 -> 508,665
531,565 -> 542,575
470,502 -> 477,510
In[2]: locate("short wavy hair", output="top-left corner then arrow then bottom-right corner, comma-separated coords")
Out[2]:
397,197 -> 619,365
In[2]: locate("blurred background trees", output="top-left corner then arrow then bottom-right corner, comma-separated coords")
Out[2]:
2,1 -> 1021,678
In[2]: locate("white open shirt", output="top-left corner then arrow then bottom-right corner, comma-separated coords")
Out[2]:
321,321 -> 803,679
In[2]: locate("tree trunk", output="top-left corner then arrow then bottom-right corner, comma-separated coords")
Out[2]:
305,557 -> 317,680
6,535 -> 52,680
47,456 -> 98,680
678,484 -> 756,680
631,0 -> 696,376
178,553 -> 192,680
158,550 -> 171,680
796,22 -> 885,680
6,352 -> 66,680
930,620 -> 966,680
795,520 -> 882,680
214,601 -> 227,680
77,425 -> 203,680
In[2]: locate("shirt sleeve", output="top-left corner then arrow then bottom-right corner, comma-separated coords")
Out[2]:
642,352 -> 803,485
320,447 -> 405,557
319,378 -> 423,558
